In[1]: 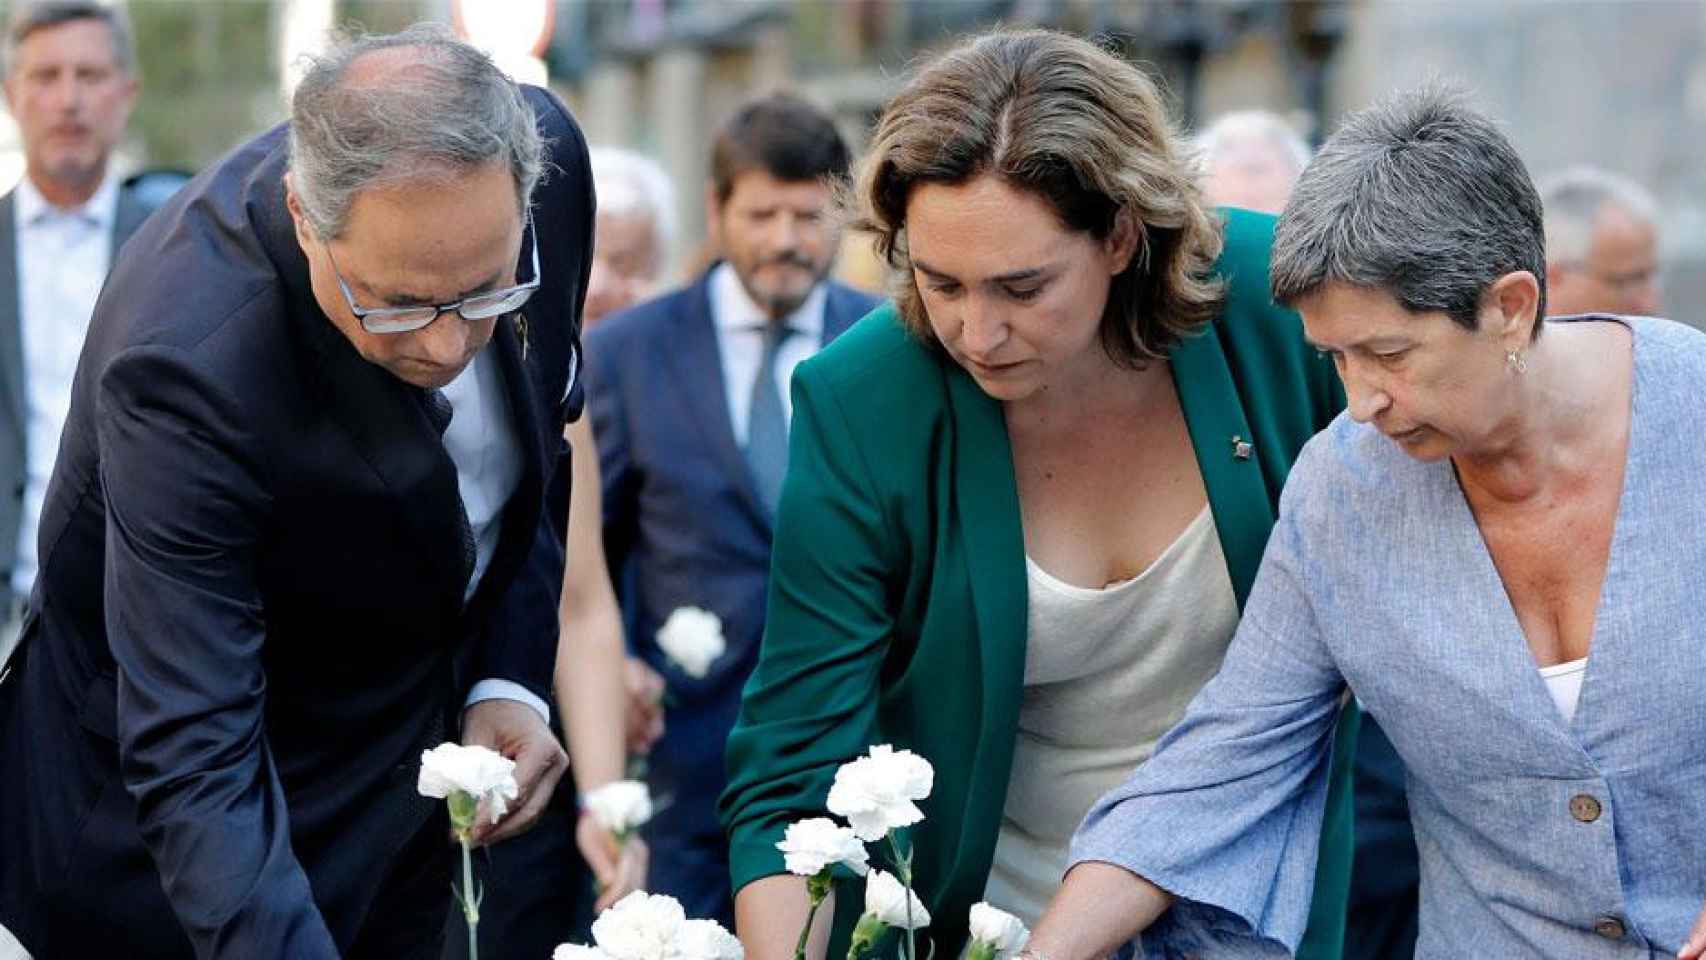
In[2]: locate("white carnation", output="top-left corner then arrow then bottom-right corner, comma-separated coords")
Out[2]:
584,780 -> 655,835
776,817 -> 870,877
591,891 -> 686,960
416,742 -> 519,823
554,945 -> 614,960
826,745 -> 935,841
671,918 -> 744,960
656,606 -> 726,678
968,902 -> 1029,953
862,870 -> 931,930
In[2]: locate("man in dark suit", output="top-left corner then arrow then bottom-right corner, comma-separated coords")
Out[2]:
0,24 -> 587,959
0,2 -> 149,665
582,92 -> 879,926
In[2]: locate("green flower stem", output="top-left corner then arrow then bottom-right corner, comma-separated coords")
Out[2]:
794,871 -> 832,960
460,832 -> 479,960
886,834 -> 917,960
447,791 -> 481,960
966,943 -> 996,960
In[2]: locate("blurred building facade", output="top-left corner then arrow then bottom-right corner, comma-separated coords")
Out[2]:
1,0 -> 1702,324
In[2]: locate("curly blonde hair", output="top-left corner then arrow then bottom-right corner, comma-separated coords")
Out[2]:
852,28 -> 1225,365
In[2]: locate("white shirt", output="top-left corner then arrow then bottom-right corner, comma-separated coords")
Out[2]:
13,174 -> 120,598
1539,656 -> 1588,724
437,340 -> 550,724
708,262 -> 826,444
438,344 -> 521,601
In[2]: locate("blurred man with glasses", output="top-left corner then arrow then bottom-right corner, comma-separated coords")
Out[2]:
1539,166 -> 1663,318
0,24 -> 591,960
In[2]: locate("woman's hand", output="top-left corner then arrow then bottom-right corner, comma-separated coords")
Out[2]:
1678,902 -> 1706,959
623,656 -> 666,753
576,812 -> 649,912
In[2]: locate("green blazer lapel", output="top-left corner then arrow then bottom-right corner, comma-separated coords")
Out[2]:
1170,325 -> 1274,609
942,362 -> 1027,871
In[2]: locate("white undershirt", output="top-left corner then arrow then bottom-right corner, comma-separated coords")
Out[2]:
12,174 -> 119,598
707,262 -> 825,444
1539,657 -> 1588,723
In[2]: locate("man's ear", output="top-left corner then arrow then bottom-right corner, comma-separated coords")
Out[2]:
1482,269 -> 1541,344
282,172 -> 319,253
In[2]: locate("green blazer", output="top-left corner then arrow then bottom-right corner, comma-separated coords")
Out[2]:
721,209 -> 1356,957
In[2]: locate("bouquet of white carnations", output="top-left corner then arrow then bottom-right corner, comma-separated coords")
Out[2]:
772,744 -> 1029,960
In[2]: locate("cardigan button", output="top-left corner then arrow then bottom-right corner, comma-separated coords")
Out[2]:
1592,915 -> 1626,940
1569,794 -> 1602,823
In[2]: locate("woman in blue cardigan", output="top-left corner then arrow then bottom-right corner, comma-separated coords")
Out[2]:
1029,85 -> 1706,960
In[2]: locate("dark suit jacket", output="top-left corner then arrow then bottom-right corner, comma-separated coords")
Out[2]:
0,183 -> 154,614
0,86 -> 591,959
584,273 -> 876,859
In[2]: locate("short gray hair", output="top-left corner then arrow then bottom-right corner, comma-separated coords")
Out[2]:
3,1 -> 135,77
1537,166 -> 1658,264
1194,109 -> 1312,174
589,145 -> 676,277
288,23 -> 543,240
1272,85 -> 1547,334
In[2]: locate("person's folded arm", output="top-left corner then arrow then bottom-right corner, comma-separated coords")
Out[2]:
721,366 -> 901,960
100,344 -> 339,959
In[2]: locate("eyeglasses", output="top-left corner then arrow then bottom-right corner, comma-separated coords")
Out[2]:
326,211 -> 541,334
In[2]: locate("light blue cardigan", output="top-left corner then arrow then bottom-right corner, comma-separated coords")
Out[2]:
1074,315 -> 1706,957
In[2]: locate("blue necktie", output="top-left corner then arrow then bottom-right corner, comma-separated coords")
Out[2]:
745,324 -> 795,517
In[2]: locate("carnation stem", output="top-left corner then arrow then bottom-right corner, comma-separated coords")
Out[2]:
794,896 -> 822,960
886,835 -> 917,960
460,832 -> 479,960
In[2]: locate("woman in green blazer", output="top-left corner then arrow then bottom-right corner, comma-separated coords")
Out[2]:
721,29 -> 1355,960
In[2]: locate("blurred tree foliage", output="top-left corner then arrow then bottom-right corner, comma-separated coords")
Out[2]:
339,0 -> 423,36
128,2 -> 278,176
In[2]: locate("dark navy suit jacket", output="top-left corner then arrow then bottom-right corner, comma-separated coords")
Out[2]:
0,87 -> 591,959
584,272 -> 877,919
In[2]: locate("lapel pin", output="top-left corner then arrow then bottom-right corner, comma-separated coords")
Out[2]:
515,312 -> 530,361
1231,435 -> 1253,460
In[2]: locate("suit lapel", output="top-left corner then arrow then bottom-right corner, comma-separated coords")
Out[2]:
110,187 -> 151,257
665,274 -> 771,532
820,284 -> 863,346
0,193 -> 22,441
946,360 -> 1028,779
298,304 -> 468,614
1169,323 -> 1273,610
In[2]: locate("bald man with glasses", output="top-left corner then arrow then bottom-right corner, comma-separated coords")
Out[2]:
0,26 -> 590,960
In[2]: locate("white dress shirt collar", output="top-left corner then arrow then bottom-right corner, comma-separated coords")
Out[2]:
14,171 -> 119,232
706,262 -> 831,448
709,261 -> 827,341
